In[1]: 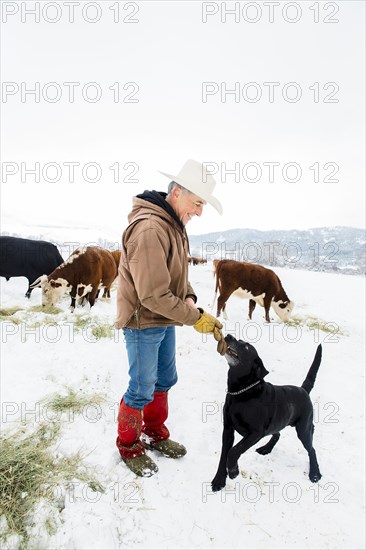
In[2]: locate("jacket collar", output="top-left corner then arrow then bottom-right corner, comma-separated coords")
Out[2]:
136,190 -> 185,232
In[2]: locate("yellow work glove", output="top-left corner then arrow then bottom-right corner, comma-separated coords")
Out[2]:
193,307 -> 227,355
194,308 -> 223,335
194,308 -> 227,355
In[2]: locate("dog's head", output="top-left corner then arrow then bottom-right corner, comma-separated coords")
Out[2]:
224,334 -> 269,383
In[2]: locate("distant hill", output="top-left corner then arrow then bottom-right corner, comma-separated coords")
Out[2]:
1,226 -> 365,276
188,226 -> 365,275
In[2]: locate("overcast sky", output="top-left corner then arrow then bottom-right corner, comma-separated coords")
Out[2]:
1,0 -> 365,240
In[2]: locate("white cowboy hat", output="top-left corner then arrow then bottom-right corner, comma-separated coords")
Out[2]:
158,159 -> 223,215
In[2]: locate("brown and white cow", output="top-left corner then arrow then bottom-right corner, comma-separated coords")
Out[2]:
101,249 -> 121,298
192,256 -> 207,265
188,256 -> 207,266
213,259 -> 294,322
110,249 -> 121,270
30,246 -> 117,310
212,258 -> 221,276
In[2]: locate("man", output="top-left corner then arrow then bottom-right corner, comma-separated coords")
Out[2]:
115,159 -> 225,477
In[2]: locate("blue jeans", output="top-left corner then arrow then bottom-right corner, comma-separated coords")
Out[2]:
122,326 -> 178,409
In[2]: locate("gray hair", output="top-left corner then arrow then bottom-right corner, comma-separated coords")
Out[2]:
167,181 -> 191,195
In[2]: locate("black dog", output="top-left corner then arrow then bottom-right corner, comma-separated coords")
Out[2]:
212,335 -> 322,492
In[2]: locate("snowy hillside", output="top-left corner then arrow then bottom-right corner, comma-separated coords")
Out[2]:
0,263 -> 365,549
188,226 -> 366,276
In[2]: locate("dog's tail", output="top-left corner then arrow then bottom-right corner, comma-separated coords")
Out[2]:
301,344 -> 322,394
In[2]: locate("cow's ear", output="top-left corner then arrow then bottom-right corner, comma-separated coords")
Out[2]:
255,357 -> 269,379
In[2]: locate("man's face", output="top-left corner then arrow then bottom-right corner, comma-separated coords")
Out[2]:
175,189 -> 206,225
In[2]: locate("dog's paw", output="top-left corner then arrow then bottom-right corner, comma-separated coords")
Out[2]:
309,471 -> 322,483
211,475 -> 227,492
255,445 -> 271,455
227,464 -> 239,479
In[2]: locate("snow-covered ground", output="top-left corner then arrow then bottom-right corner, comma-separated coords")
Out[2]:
1,263 -> 365,549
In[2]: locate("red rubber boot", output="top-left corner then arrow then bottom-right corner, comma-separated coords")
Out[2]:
116,398 -> 158,476
142,392 -> 187,458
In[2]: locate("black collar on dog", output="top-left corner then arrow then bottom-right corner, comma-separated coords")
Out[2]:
226,380 -> 261,395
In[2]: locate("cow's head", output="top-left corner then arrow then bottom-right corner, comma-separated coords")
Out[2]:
30,275 -> 71,306
272,299 -> 295,321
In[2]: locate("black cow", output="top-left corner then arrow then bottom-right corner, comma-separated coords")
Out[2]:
0,236 -> 64,298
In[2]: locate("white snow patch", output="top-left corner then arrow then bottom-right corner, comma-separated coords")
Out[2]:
1,264 -> 365,549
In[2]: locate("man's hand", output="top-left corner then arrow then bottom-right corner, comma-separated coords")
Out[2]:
194,308 -> 223,334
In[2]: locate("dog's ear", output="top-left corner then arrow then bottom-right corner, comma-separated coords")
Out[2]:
255,357 -> 269,379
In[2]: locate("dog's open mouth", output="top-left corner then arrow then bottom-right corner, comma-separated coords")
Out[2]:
226,347 -> 238,359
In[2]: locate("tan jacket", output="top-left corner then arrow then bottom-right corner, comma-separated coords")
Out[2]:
115,195 -> 201,329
